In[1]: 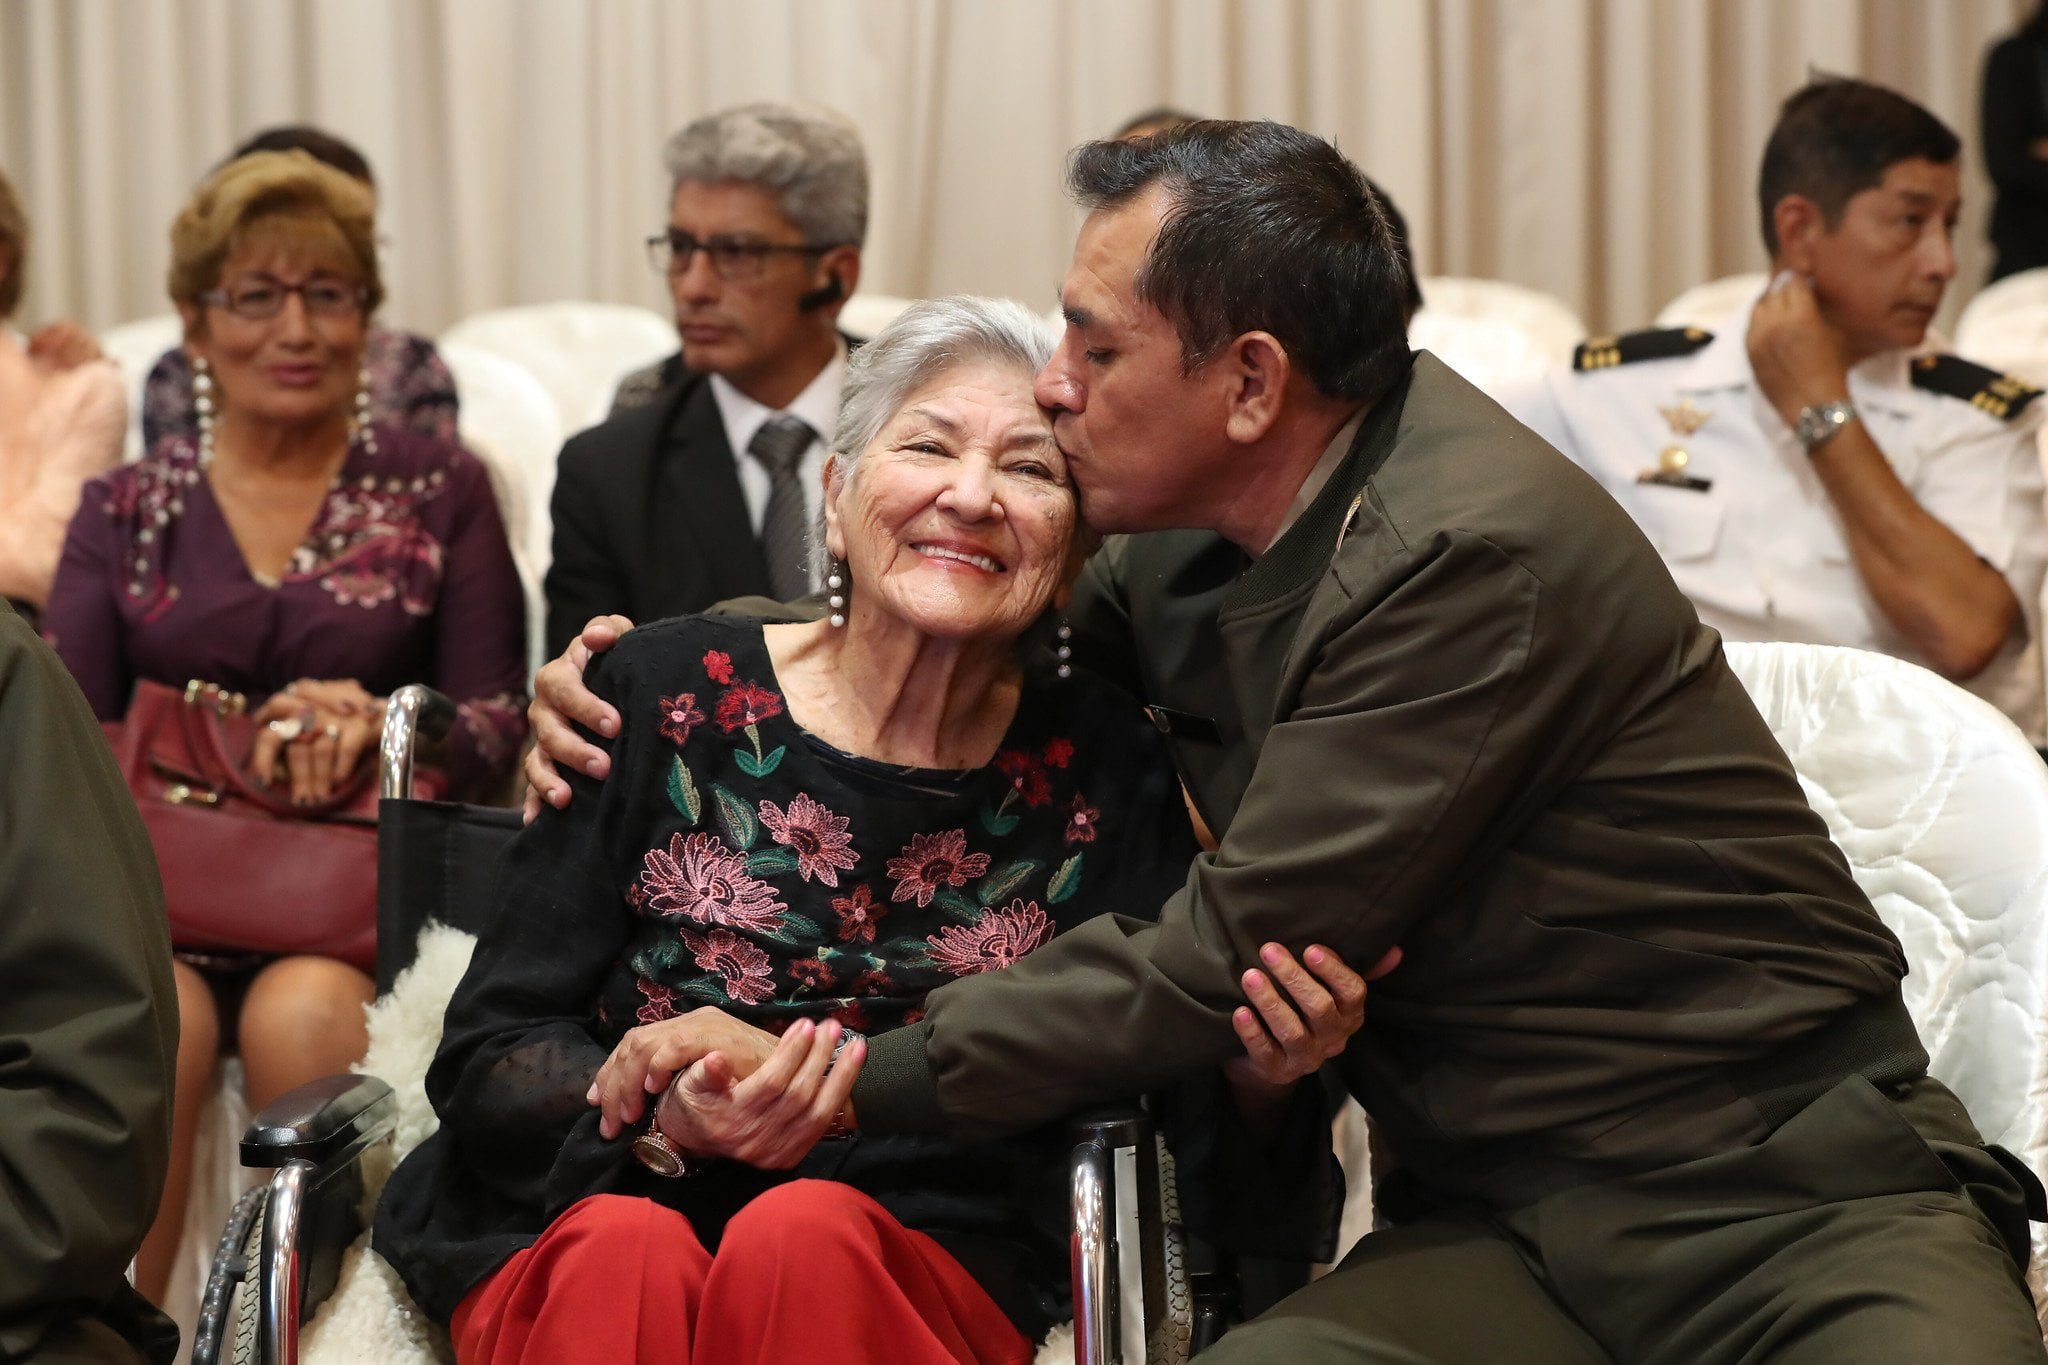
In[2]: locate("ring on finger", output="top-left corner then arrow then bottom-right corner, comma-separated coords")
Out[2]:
321,723 -> 342,741
266,716 -> 306,742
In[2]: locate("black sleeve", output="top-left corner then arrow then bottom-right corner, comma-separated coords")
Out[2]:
421,634 -> 653,1211
1984,37 -> 2048,196
544,435 -> 635,660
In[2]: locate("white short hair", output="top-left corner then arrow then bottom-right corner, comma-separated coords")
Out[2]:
831,296 -> 1056,486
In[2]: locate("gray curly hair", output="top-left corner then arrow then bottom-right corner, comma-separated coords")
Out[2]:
664,102 -> 868,248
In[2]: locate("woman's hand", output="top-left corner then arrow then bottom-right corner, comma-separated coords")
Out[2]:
246,678 -> 382,805
1222,942 -> 1399,1099
588,1006 -> 780,1140
651,1017 -> 866,1169
522,614 -> 634,822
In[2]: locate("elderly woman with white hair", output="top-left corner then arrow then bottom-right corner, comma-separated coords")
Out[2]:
375,296 -> 1365,1364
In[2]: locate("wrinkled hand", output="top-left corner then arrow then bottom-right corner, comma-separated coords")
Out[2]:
1223,942 -> 1399,1095
588,1006 -> 780,1140
522,614 -> 634,822
651,1017 -> 865,1169
26,320 -> 103,371
1746,270 -> 1852,427
246,679 -> 381,805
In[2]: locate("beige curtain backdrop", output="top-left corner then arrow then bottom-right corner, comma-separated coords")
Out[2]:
0,0 -> 2031,340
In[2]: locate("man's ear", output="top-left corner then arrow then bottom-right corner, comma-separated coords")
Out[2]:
1222,331 -> 1290,445
1772,194 -> 1827,275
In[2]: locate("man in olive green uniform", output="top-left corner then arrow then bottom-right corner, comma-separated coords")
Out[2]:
528,116 -> 2047,1359
0,602 -> 179,1363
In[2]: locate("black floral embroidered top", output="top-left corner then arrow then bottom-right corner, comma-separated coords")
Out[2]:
600,620 -> 1156,1041
380,614 -> 1314,1335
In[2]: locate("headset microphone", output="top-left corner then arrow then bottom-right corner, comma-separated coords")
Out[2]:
797,274 -> 845,312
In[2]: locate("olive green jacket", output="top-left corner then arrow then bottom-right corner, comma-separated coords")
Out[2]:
0,603 -> 179,1363
852,353 -> 1917,1210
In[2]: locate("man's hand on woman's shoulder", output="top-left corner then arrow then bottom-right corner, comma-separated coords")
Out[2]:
523,613 -> 634,821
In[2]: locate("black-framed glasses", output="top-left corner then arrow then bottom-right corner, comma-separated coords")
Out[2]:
644,229 -> 840,282
201,275 -> 368,321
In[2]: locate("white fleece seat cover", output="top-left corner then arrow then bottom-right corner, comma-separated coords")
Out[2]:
1723,640 -> 2048,1326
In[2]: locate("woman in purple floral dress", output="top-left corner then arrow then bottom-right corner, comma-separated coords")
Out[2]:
42,150 -> 526,1306
375,298 -> 1362,1364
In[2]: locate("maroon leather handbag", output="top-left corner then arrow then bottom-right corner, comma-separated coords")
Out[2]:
106,678 -> 408,973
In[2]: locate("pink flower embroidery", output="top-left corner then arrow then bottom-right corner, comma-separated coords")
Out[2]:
926,900 -> 1055,976
680,928 -> 776,1005
715,681 -> 784,731
758,793 -> 858,885
704,650 -> 735,684
1042,738 -> 1074,769
639,832 -> 786,931
832,885 -> 885,943
790,957 -> 835,991
636,979 -> 678,1024
886,829 -> 992,906
322,567 -> 397,608
1065,794 -> 1100,844
657,693 -> 706,746
994,749 -> 1053,806
830,1000 -> 873,1032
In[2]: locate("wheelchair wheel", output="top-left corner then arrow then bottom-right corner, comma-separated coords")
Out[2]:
192,1183 -> 268,1365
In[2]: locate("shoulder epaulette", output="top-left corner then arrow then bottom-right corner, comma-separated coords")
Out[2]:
1573,326 -> 1713,372
1909,354 -> 2043,422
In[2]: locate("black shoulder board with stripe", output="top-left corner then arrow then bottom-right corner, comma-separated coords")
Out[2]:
1909,354 -> 2043,422
1573,326 -> 1714,372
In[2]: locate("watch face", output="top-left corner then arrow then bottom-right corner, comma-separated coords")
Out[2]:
632,1131 -> 685,1178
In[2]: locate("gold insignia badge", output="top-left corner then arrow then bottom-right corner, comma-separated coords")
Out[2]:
1658,398 -> 1711,437
1637,444 -> 1711,492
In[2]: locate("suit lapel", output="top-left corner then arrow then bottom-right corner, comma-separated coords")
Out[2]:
655,381 -> 773,611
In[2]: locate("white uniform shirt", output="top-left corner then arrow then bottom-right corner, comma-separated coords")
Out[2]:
1500,296 -> 2048,742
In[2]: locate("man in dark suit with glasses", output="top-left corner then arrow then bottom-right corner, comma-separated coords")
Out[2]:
544,102 -> 865,656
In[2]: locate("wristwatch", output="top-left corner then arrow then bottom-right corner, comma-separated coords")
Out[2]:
631,1082 -> 698,1178
1794,398 -> 1858,453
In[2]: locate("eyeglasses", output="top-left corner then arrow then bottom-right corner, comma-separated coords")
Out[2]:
644,229 -> 839,282
201,276 -> 368,321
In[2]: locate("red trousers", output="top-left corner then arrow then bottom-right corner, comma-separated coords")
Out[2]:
450,1183 -> 1036,1365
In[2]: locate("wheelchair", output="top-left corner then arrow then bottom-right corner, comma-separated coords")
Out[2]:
192,685 -> 1230,1365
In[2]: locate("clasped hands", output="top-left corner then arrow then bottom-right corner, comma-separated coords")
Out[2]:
246,677 -> 384,805
589,939 -> 1396,1170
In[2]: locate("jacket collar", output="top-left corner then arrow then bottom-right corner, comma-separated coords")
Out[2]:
1681,288 -> 1924,419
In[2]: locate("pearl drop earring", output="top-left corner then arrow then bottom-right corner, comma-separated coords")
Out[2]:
827,559 -> 847,628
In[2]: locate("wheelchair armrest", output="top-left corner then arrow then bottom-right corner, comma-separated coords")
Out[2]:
1068,1101 -> 1151,1149
380,683 -> 458,799
241,1073 -> 396,1169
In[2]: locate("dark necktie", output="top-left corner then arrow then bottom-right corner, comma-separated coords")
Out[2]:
747,413 -> 815,601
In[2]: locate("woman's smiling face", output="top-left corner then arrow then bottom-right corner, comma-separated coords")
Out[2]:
825,359 -> 1077,647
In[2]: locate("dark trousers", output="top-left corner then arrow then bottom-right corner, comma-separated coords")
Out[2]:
1204,1075 -> 2045,1363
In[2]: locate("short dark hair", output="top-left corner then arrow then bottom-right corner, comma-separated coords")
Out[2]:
230,125 -> 375,187
1756,77 -> 1958,255
1066,120 -> 1410,403
1363,175 -> 1424,321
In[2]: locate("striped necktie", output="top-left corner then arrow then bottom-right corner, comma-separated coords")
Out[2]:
746,413 -> 815,602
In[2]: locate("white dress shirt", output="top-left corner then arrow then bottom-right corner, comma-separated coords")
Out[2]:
1500,295 -> 2048,742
